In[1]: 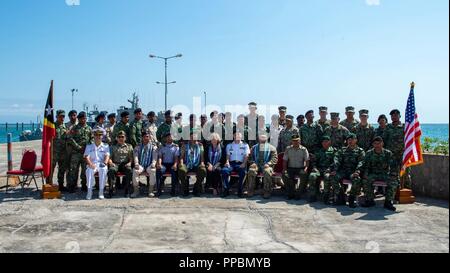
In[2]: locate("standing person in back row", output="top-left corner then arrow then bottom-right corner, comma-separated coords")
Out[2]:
340,106 -> 360,131
67,111 -> 92,193
65,110 -> 78,185
354,109 -> 375,151
324,112 -> 350,149
130,108 -> 144,148
383,109 -> 411,189
113,111 -> 131,144
53,110 -> 68,192
277,115 -> 299,153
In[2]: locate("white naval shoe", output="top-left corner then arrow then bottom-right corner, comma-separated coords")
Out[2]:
86,190 -> 93,200
99,191 -> 105,200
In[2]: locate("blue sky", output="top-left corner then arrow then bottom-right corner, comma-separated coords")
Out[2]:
0,0 -> 448,123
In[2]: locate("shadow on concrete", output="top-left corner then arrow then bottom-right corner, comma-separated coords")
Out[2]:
0,187 -> 41,203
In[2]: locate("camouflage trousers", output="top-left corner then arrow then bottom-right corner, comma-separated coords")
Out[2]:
282,168 -> 308,198
108,164 -> 133,191
68,152 -> 87,189
309,169 -> 332,196
333,172 -> 362,197
248,166 -> 273,195
178,164 -> 207,194
393,156 -> 412,189
363,174 -> 399,202
51,150 -> 66,186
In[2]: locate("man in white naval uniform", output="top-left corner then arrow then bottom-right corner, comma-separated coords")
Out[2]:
84,128 -> 110,200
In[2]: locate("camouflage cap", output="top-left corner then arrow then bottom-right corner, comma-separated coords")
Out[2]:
346,133 -> 357,140
345,106 -> 356,113
117,130 -> 127,137
120,111 -> 130,118
330,112 -> 340,119
322,136 -> 331,142
372,136 -> 384,143
278,106 -> 287,112
56,110 -> 65,116
319,106 -> 328,112
359,109 -> 369,116
305,110 -> 314,116
286,115 -> 294,121
390,109 -> 401,115
77,111 -> 87,119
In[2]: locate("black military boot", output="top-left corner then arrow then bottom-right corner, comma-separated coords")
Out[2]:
323,193 -> 331,205
361,199 -> 376,208
384,200 -> 397,211
81,184 -> 88,192
335,190 -> 346,206
348,195 -> 357,208
59,184 -> 68,192
221,188 -> 229,198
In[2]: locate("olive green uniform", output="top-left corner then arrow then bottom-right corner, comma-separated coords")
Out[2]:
67,124 -> 92,190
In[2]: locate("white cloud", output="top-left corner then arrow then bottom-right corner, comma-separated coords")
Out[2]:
366,0 -> 381,6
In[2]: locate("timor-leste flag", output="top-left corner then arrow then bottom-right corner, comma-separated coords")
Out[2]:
41,80 -> 56,179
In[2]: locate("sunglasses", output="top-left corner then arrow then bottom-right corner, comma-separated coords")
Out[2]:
118,136 -> 125,139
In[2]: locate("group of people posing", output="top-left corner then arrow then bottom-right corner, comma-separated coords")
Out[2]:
51,102 -> 410,211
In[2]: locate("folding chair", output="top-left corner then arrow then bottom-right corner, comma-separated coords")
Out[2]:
5,150 -> 39,193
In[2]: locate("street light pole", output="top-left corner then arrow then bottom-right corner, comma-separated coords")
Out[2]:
149,53 -> 183,112
70,89 -> 78,110
204,91 -> 207,115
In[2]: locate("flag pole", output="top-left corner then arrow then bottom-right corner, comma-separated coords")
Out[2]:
47,80 -> 54,185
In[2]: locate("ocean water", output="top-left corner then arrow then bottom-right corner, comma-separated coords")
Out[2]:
0,123 -> 448,144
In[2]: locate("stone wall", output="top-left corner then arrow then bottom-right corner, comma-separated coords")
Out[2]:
411,154 -> 449,200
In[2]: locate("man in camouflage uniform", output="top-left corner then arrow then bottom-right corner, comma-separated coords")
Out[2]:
245,102 -> 259,147
248,135 -> 278,199
282,135 -> 310,200
324,112 -> 350,149
296,115 -> 305,130
383,109 -> 411,189
236,114 -> 252,144
354,109 -> 375,151
52,110 -> 68,191
105,113 -> 116,145
112,111 -> 131,144
375,114 -> 388,138
67,111 -> 92,193
156,110 -> 173,144
108,130 -> 134,197
316,106 -> 331,132
340,106 -> 360,131
277,115 -> 300,153
309,136 -> 337,204
130,108 -> 144,148
65,110 -> 78,184
361,136 -> 398,211
144,111 -> 159,146
300,110 -> 323,155
331,134 -> 365,208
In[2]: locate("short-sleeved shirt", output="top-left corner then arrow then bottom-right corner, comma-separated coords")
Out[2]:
283,145 -> 310,168
110,143 -> 133,164
84,143 -> 110,164
226,141 -> 250,163
158,143 -> 180,164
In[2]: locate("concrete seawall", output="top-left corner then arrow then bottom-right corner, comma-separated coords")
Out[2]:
412,154 -> 449,200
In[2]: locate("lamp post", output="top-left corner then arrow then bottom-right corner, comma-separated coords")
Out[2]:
70,89 -> 78,110
149,53 -> 183,111
204,91 -> 207,115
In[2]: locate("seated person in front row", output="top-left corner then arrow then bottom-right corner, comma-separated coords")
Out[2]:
247,134 -> 278,199
108,130 -> 134,197
156,133 -> 179,197
132,131 -> 158,198
221,132 -> 249,198
205,133 -> 226,196
84,128 -> 110,200
282,134 -> 310,201
361,136 -> 398,211
178,132 -> 207,197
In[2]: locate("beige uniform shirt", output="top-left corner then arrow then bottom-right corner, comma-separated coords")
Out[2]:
283,145 -> 310,168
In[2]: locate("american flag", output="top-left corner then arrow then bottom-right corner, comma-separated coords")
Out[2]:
401,82 -> 424,176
